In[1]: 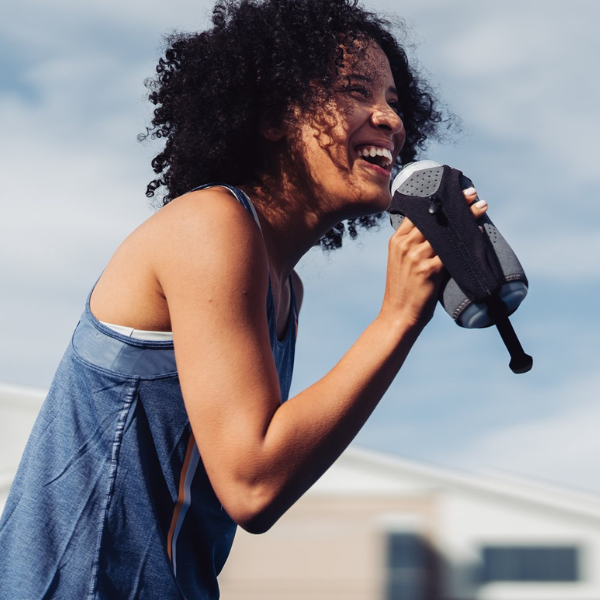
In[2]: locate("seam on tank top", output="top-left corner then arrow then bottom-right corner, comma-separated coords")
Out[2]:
87,380 -> 140,599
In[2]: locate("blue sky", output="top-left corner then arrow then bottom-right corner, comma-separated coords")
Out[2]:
1,0 -> 599,494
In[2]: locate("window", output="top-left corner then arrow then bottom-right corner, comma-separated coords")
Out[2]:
480,546 -> 580,583
386,533 -> 437,600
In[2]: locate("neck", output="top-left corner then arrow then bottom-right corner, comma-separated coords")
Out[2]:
241,173 -> 343,283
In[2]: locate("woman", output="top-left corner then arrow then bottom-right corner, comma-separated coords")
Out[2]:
0,0 -> 487,598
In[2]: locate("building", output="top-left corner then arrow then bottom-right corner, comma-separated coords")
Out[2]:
0,381 -> 46,512
3,382 -> 600,599
220,447 -> 600,600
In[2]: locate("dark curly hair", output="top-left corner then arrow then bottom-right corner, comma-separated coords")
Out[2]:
142,0 -> 448,249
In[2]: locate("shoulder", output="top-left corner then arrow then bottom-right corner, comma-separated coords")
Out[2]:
152,187 -> 267,271
139,186 -> 270,305
153,186 -> 262,245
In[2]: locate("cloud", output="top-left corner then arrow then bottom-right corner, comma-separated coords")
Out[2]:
0,0 -> 214,47
416,0 -> 600,186
445,372 -> 600,495
0,1 -> 162,386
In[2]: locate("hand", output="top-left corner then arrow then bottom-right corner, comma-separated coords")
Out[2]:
381,187 -> 488,327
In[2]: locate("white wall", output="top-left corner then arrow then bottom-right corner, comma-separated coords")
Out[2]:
440,489 -> 600,600
0,382 -> 46,511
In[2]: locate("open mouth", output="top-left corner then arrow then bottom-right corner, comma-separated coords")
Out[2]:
356,145 -> 393,171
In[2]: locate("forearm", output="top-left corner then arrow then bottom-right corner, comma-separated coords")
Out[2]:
226,311 -> 424,532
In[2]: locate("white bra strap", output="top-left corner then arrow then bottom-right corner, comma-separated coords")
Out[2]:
100,321 -> 174,341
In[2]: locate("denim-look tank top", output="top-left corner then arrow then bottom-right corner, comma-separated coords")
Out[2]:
0,185 -> 297,600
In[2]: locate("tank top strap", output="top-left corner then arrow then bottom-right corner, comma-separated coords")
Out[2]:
190,183 -> 263,235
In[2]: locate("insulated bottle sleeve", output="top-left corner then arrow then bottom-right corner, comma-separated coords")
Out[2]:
389,161 -> 532,373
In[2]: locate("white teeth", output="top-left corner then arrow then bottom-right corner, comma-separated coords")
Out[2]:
358,146 -> 393,167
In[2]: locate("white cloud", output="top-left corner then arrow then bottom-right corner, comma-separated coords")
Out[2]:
517,230 -> 600,282
413,0 -> 600,186
0,0 -> 214,44
0,5 -> 159,386
446,373 -> 600,494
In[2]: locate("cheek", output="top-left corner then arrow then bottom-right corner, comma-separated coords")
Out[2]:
295,107 -> 358,172
395,128 -> 406,153
308,130 -> 352,171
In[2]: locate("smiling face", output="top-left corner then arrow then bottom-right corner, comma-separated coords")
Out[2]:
289,40 -> 406,220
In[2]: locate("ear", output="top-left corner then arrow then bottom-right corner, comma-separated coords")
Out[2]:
259,124 -> 285,142
258,115 -> 286,142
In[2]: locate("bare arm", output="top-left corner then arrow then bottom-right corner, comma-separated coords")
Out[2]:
155,188 -> 485,534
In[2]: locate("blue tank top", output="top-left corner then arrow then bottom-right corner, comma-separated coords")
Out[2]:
0,185 -> 297,600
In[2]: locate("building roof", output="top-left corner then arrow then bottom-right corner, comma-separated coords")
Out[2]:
313,445 -> 600,523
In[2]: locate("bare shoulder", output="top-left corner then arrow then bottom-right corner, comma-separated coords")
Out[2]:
151,187 -> 263,253
149,187 -> 269,290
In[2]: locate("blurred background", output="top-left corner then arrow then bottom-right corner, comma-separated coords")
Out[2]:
1,0 -> 599,597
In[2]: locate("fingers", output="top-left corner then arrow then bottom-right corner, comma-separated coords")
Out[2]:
463,187 -> 488,220
391,220 -> 442,276
384,222 -> 444,326
396,214 -> 420,236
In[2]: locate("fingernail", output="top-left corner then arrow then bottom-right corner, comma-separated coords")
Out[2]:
463,187 -> 477,196
474,199 -> 488,209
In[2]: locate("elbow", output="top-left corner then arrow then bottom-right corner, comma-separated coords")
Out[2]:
221,484 -> 284,535
237,512 -> 276,535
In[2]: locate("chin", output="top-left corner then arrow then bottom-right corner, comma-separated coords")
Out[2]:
349,195 -> 391,219
368,187 -> 393,213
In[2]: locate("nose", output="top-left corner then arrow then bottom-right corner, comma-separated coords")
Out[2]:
371,104 -> 404,135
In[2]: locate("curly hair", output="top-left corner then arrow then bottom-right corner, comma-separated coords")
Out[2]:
141,0 -> 448,249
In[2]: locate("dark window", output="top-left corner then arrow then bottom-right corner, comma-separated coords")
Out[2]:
480,546 -> 580,583
387,533 -> 437,600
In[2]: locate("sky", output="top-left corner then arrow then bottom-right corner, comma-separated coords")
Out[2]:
1,0 -> 599,495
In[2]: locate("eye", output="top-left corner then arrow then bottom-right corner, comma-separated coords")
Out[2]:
388,99 -> 401,115
339,84 -> 371,99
